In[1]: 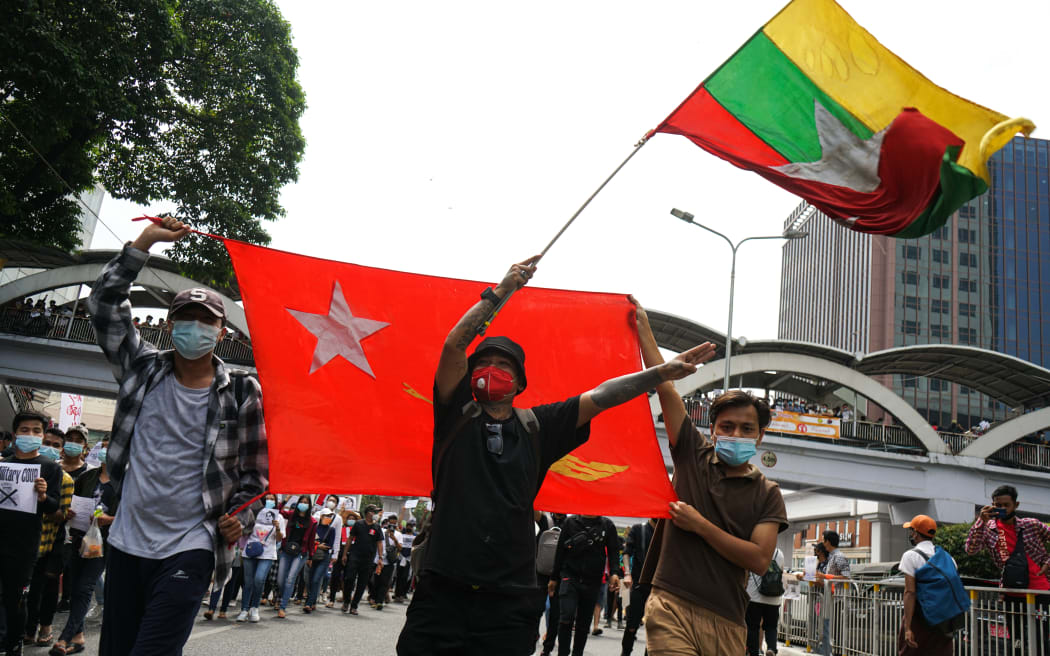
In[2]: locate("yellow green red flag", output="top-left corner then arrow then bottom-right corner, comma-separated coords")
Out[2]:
655,0 -> 1034,237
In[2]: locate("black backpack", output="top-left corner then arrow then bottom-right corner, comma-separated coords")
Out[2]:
757,550 -> 785,597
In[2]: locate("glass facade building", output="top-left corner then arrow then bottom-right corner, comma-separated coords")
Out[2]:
779,136 -> 1050,429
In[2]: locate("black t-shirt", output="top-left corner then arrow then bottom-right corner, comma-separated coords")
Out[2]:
348,519 -> 383,559
625,521 -> 655,581
424,376 -> 590,590
64,463 -> 88,482
552,515 -> 620,585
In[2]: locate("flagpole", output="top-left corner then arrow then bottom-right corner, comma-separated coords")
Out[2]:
478,133 -> 652,335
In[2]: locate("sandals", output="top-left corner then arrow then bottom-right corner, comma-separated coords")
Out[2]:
277,609 -> 287,618
37,634 -> 55,647
49,644 -> 84,656
325,601 -> 335,608
203,611 -> 214,621
217,612 -> 227,619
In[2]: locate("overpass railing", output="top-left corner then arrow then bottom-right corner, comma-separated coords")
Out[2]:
681,398 -> 1050,473
0,308 -> 255,367
779,578 -> 1048,656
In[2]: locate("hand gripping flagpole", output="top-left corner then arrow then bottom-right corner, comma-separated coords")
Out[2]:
477,132 -> 654,335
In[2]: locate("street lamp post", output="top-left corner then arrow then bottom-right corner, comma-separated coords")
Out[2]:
671,208 -> 808,392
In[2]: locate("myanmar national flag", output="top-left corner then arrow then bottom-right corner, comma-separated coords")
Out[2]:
655,0 -> 1034,238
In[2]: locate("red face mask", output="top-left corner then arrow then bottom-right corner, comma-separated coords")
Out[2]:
471,365 -> 517,402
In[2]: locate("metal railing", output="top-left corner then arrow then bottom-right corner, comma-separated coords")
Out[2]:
778,578 -> 1049,656
0,308 -> 255,366
680,398 -> 1050,473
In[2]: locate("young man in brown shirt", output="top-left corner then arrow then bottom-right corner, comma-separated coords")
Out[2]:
633,299 -> 788,655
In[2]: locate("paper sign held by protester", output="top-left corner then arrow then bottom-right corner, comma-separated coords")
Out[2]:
783,573 -> 802,600
803,555 -> 818,581
69,495 -> 96,533
0,462 -> 41,514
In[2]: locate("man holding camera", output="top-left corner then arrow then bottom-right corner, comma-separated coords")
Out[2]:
966,485 -> 1050,603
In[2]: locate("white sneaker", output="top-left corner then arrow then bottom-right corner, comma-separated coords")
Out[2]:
85,603 -> 99,620
235,610 -> 249,622
249,607 -> 260,623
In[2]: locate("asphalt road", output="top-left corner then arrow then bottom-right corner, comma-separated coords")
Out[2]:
63,595 -> 645,656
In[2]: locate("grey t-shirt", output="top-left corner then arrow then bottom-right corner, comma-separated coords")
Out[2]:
110,373 -> 214,558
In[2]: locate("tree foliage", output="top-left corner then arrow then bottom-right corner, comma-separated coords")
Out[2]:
934,521 -> 999,581
1,0 -> 305,288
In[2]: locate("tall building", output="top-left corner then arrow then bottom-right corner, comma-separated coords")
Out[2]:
779,135 -> 1050,429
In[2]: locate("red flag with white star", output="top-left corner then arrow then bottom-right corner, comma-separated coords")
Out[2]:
225,240 -> 675,517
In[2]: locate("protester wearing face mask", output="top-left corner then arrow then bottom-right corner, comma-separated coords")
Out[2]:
59,426 -> 89,481
24,429 -> 74,649
238,494 -> 284,623
53,440 -> 117,655
0,411 -> 63,656
276,495 -> 317,618
633,300 -> 787,656
304,508 -> 340,612
87,215 -> 268,654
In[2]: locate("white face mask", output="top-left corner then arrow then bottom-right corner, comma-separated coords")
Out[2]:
326,500 -> 337,510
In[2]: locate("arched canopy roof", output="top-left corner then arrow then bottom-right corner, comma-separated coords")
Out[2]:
648,310 -> 1050,410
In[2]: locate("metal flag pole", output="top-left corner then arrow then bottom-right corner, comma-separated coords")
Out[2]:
477,133 -> 652,335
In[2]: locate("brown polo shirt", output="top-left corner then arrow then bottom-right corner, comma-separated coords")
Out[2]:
640,420 -> 787,625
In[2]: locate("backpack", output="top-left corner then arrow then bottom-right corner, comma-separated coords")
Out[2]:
757,550 -> 785,597
536,526 -> 561,576
911,546 -> 971,635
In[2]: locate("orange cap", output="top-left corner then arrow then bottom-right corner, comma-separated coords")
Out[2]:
903,514 -> 937,538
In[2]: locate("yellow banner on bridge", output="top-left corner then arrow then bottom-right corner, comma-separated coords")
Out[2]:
769,410 -> 840,439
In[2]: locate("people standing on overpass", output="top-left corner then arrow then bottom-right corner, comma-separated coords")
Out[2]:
88,215 -> 268,656
632,298 -> 788,656
0,410 -> 63,656
396,260 -> 712,656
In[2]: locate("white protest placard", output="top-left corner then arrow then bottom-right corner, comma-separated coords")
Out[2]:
69,495 -> 96,533
0,462 -> 41,514
59,394 -> 84,432
803,555 -> 818,581
404,499 -> 418,509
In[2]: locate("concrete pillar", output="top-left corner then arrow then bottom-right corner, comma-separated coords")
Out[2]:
863,509 -> 910,563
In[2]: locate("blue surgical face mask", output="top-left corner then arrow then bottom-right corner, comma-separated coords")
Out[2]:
171,320 -> 221,360
714,435 -> 757,467
97,448 -> 108,463
265,499 -> 276,509
63,443 -> 84,457
39,445 -> 61,461
15,435 -> 42,454
297,503 -> 310,513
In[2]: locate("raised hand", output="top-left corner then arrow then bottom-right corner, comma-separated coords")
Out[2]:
660,342 -> 717,381
495,255 -> 541,296
132,214 -> 191,252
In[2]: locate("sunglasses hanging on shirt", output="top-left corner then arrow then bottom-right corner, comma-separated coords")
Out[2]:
485,423 -> 504,456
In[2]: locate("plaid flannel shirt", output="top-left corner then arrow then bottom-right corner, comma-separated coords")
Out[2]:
826,548 -> 851,577
965,517 -> 1050,570
88,245 -> 267,576
38,471 -> 73,558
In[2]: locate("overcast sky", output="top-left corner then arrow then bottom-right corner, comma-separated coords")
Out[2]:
91,0 -> 1050,344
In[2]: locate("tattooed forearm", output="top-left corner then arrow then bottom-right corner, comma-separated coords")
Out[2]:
450,298 -> 500,351
590,366 -> 668,409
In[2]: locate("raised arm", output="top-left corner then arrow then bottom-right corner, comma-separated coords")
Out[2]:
434,256 -> 540,404
576,299 -> 715,428
87,217 -> 188,375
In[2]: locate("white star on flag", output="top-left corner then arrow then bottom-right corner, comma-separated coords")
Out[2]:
287,281 -> 389,377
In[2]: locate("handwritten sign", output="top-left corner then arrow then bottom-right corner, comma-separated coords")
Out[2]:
0,462 -> 41,514
69,495 -> 96,533
59,393 -> 84,432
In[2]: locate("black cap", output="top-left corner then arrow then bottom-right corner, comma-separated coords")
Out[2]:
364,504 -> 380,514
468,336 -> 527,391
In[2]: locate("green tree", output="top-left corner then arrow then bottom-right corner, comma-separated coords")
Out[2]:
934,522 -> 999,581
0,0 -> 305,288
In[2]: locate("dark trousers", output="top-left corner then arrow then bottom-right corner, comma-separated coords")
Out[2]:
99,547 -> 213,656
374,563 -> 395,604
621,583 -> 651,655
58,554 -> 107,644
341,554 -> 373,610
1,548 -> 36,652
557,577 -> 601,656
207,565 -> 242,613
394,560 -> 412,598
542,578 -> 561,654
397,573 -> 544,656
25,552 -> 61,636
746,601 -> 780,656
329,545 -> 345,598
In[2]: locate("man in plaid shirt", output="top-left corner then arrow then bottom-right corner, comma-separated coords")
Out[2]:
88,215 -> 267,656
965,484 -> 1050,593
